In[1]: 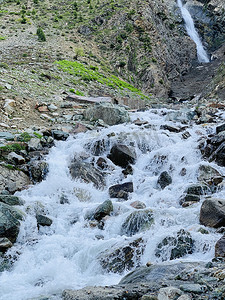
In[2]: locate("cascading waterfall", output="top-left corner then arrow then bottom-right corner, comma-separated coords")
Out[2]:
0,109 -> 223,300
177,0 -> 209,63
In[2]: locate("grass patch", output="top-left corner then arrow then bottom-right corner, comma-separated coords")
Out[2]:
0,143 -> 26,153
56,60 -> 150,99
0,36 -> 6,40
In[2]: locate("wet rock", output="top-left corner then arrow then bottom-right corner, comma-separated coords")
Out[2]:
160,125 -> 181,133
108,144 -> 136,168
96,157 -> 108,169
179,194 -> 200,207
36,214 -> 53,227
184,183 -> 210,196
197,165 -> 223,189
7,152 -> 25,165
29,161 -> 49,183
155,230 -> 194,261
0,237 -> 13,252
51,130 -> 69,141
93,200 -> 113,221
200,198 -> 225,228
130,201 -> 146,209
216,124 -> 225,134
121,209 -> 154,236
70,161 -> 105,189
109,182 -> 133,200
0,202 -> 22,242
157,171 -> 172,189
158,287 -> 182,300
0,195 -> 24,206
84,103 -> 130,126
89,139 -> 110,156
74,187 -> 91,202
122,164 -> 133,176
99,238 -> 145,274
215,235 -> 225,259
179,283 -> 207,294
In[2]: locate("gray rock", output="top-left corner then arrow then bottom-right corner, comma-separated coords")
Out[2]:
197,165 -> 223,188
93,200 -> 113,221
0,237 -> 13,252
29,161 -> 49,183
215,235 -> 225,259
184,184 -> 210,196
0,195 -> 24,206
200,198 -> 225,228
0,132 -> 14,140
84,103 -> 130,126
51,130 -> 69,141
36,214 -> 53,227
108,144 -> 136,168
70,161 -> 105,189
157,171 -> 172,189
177,296 -> 191,300
28,138 -> 43,151
121,209 -> 154,236
155,230 -> 194,261
179,194 -> 200,206
99,238 -> 145,274
158,287 -> 182,300
109,182 -> 133,200
7,152 -> 25,165
179,283 -> 207,294
47,104 -> 58,112
130,201 -> 146,209
216,124 -> 225,134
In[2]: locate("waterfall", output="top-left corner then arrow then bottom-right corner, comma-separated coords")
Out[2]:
177,0 -> 209,63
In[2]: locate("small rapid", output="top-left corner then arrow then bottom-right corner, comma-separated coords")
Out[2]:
0,108 -> 223,300
177,0 -> 209,63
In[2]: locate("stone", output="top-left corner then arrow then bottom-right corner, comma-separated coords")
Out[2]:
28,138 -> 43,151
197,165 -> 223,188
70,161 -> 105,189
96,157 -> 108,169
108,144 -> 136,168
7,152 -> 25,165
0,237 -> 13,252
47,104 -> 58,112
84,103 -> 130,126
109,182 -> 133,200
99,238 -> 145,274
130,201 -> 146,209
158,287 -> 182,300
177,296 -> 191,300
179,284 -> 207,294
0,202 -> 22,242
184,184 -> 210,196
29,161 -> 49,183
179,194 -> 200,206
121,209 -> 154,236
215,235 -> 225,259
160,125 -> 181,133
36,214 -> 53,227
93,200 -> 113,221
51,130 -> 69,141
155,229 -> 194,261
200,198 -> 225,228
0,195 -> 24,206
216,124 -> 225,134
0,132 -> 14,141
157,171 -> 172,189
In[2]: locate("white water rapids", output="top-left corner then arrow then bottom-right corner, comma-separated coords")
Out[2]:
0,109 -> 223,300
177,0 -> 209,63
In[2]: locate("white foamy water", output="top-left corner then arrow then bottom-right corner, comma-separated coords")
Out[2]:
0,109 -> 223,300
177,0 -> 209,63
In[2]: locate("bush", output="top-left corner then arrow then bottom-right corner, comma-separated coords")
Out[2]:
36,27 -> 46,41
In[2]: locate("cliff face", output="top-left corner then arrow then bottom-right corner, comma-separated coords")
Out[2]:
0,0 -> 224,109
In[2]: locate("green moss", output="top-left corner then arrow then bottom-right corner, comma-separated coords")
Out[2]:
0,36 -> 6,40
19,132 -> 32,142
56,60 -> 150,99
0,143 -> 26,152
33,132 -> 42,139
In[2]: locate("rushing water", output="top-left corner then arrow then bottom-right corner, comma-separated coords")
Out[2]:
0,109 -> 223,300
177,0 -> 209,63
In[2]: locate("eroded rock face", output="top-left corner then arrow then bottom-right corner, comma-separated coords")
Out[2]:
69,161 -> 105,189
121,210 -> 154,236
200,198 -> 225,228
108,144 -> 136,168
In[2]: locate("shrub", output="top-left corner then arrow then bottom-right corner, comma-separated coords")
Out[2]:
36,27 -> 46,41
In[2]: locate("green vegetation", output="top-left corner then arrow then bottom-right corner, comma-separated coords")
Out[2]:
56,60 -> 149,99
33,132 -> 42,139
36,27 -> 46,41
0,36 -> 6,40
0,143 -> 26,152
19,132 -> 32,142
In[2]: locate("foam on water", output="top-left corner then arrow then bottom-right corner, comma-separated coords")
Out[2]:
0,109 -> 223,300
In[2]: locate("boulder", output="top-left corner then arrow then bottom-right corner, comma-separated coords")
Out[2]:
69,161 -> 105,189
121,209 -> 154,236
99,238 -> 145,274
155,230 -> 194,261
216,124 -> 225,134
158,287 -> 182,300
215,235 -> 225,259
51,130 -> 69,141
179,194 -> 200,207
36,214 -> 53,227
109,182 -> 133,200
197,165 -> 223,188
0,237 -> 13,252
7,152 -> 25,165
84,103 -> 130,126
108,144 -> 136,168
0,202 -> 23,242
200,198 -> 225,228
0,132 -> 14,140
29,160 -> 49,183
0,195 -> 24,206
157,171 -> 172,189
28,138 -> 43,151
184,184 -> 210,196
93,200 -> 113,221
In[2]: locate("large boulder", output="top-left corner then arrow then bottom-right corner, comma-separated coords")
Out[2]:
93,200 -> 113,221
200,198 -> 225,228
121,210 -> 154,236
157,171 -> 172,189
84,103 -> 130,126
108,144 -> 136,168
69,161 -> 105,189
155,229 -> 194,261
215,235 -> 225,259
99,238 -> 145,274
0,195 -> 24,206
109,182 -> 133,200
0,202 -> 24,243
